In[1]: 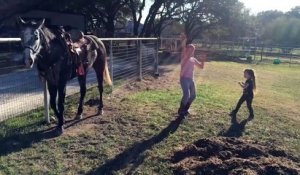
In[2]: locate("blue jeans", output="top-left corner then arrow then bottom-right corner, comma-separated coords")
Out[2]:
180,77 -> 196,106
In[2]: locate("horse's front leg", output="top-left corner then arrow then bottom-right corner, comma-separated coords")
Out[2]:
48,83 -> 64,135
48,83 -> 59,119
76,74 -> 87,119
57,82 -> 67,134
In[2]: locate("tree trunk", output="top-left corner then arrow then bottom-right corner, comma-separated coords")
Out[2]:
105,17 -> 115,37
141,0 -> 164,37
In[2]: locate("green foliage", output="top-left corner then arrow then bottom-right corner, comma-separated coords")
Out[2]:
262,17 -> 300,46
287,6 -> 300,18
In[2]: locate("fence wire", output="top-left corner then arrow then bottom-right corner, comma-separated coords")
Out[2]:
160,38 -> 300,65
0,38 -> 158,121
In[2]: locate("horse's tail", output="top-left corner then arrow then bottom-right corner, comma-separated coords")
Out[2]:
103,57 -> 112,86
88,35 -> 112,86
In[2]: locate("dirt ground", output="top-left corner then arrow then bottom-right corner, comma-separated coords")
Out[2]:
171,137 -> 300,175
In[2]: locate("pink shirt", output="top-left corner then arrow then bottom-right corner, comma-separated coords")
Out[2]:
180,57 -> 196,79
180,43 -> 196,79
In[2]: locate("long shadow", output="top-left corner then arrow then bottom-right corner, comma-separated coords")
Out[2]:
218,115 -> 251,138
64,98 -> 105,129
0,108 -> 103,157
88,115 -> 185,174
64,113 -> 99,129
0,126 -> 57,157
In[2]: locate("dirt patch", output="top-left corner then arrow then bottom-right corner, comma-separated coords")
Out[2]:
171,137 -> 300,175
65,124 -> 99,137
112,66 -> 180,98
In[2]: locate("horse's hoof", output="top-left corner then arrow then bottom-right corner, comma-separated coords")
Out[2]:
97,109 -> 104,115
50,116 -> 57,122
56,126 -> 64,136
75,114 -> 83,120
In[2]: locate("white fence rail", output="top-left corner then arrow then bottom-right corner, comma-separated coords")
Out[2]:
0,37 -> 159,122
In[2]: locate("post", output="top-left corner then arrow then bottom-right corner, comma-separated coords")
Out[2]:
110,40 -> 114,90
137,40 -> 142,81
154,39 -> 159,77
43,79 -> 50,123
261,45 -> 264,61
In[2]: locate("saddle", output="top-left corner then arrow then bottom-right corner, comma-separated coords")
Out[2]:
60,29 -> 91,76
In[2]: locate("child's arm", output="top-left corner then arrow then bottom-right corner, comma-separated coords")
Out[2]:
239,82 -> 248,89
180,34 -> 187,57
194,58 -> 205,69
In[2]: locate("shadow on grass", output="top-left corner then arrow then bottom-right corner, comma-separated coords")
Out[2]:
0,110 -> 102,157
65,113 -> 99,129
88,115 -> 185,174
0,126 -> 57,157
218,115 -> 251,138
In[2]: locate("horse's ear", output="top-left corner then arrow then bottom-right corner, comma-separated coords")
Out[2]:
17,17 -> 26,27
37,19 -> 45,29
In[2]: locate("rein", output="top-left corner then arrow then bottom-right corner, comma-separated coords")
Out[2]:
35,28 -> 64,80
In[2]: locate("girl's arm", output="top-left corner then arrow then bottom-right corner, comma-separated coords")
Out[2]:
194,54 -> 206,69
180,33 -> 187,59
193,58 -> 205,69
239,82 -> 248,89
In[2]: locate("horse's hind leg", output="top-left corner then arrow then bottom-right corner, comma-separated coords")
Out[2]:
93,58 -> 105,115
76,75 -> 87,119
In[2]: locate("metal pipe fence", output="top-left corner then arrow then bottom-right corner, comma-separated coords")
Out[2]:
0,37 -> 158,122
159,38 -> 300,65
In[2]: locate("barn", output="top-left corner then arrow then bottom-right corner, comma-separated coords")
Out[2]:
0,10 -> 85,37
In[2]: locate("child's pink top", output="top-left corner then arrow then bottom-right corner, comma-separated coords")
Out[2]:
180,57 -> 196,79
180,44 -> 196,79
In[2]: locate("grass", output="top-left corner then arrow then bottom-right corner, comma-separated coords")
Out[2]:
0,61 -> 299,174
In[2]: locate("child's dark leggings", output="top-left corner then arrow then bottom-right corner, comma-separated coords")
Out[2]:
233,94 -> 254,116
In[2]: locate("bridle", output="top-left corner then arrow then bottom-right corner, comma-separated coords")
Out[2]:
21,28 -> 48,58
23,44 -> 41,55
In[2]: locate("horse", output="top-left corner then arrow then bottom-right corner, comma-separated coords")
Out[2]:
18,18 -> 112,135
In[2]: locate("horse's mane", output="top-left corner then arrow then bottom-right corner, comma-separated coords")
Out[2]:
41,25 -> 59,43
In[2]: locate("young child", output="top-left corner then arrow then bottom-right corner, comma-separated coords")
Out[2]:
178,33 -> 205,116
230,69 -> 256,119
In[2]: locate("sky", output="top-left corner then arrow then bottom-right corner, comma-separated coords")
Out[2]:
142,0 -> 300,21
240,0 -> 300,14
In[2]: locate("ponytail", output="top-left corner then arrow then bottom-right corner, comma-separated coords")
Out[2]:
246,69 -> 256,91
252,75 -> 256,91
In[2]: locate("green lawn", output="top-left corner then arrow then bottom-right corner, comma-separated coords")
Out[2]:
0,61 -> 299,174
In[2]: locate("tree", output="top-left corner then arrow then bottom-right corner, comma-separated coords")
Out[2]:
262,17 -> 300,46
256,10 -> 284,24
151,0 -> 186,37
39,0 -> 130,37
128,0 -> 145,36
177,0 -> 240,43
140,0 -> 166,37
0,0 -> 46,23
287,6 -> 300,18
128,0 -> 186,37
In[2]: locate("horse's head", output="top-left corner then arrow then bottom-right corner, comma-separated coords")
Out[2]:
18,17 -> 45,68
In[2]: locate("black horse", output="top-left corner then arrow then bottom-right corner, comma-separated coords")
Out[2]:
18,18 -> 112,135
